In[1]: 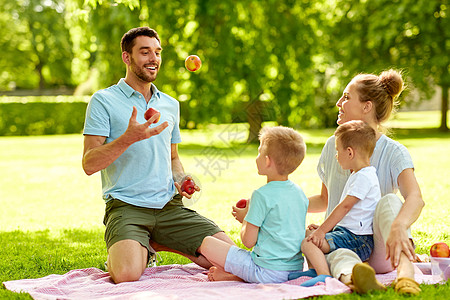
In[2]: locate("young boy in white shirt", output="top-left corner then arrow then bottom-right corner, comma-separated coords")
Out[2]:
293,120 -> 381,287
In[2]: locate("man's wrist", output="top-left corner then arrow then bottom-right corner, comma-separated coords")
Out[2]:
173,173 -> 186,184
117,133 -> 135,148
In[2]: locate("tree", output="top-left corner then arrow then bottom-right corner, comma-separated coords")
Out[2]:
80,0 -> 325,142
5,0 -> 445,133
391,0 -> 449,131
0,0 -> 74,91
322,0 -> 449,131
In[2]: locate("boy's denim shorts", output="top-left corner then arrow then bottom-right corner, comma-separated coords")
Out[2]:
325,226 -> 374,261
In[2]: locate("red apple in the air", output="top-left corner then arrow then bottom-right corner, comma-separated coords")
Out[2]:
181,179 -> 195,195
144,107 -> 161,123
185,55 -> 202,72
236,199 -> 248,209
430,242 -> 450,257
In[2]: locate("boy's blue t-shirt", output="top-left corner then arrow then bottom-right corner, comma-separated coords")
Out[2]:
83,79 -> 182,209
244,180 -> 308,271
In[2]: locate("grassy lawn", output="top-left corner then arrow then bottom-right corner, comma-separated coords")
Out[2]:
0,111 -> 449,299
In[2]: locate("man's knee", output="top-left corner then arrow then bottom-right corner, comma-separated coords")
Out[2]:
107,239 -> 147,283
110,264 -> 144,283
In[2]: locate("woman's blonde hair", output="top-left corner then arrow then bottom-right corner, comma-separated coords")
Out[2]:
352,69 -> 404,124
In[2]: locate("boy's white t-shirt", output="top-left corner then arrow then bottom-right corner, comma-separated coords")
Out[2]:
337,166 -> 381,235
318,134 -> 414,218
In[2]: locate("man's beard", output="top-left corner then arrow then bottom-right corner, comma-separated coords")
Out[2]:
130,57 -> 157,83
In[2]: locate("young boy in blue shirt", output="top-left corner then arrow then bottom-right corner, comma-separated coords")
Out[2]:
199,126 -> 309,283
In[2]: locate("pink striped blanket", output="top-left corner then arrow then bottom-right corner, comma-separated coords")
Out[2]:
3,263 -> 440,300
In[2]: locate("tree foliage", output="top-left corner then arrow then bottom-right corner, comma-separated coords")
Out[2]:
0,0 -> 73,90
77,0 -> 330,139
320,0 -> 449,131
2,0 -> 449,133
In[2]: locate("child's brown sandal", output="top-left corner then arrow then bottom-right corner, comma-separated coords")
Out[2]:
350,263 -> 386,294
392,277 -> 421,295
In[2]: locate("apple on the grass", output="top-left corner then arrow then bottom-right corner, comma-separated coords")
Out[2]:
430,242 -> 450,257
236,199 -> 248,209
144,107 -> 160,123
185,55 -> 202,72
181,179 -> 195,195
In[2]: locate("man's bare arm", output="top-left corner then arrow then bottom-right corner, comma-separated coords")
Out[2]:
82,106 -> 168,175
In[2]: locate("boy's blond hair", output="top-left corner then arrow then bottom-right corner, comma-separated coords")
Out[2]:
259,126 -> 306,175
334,120 -> 376,157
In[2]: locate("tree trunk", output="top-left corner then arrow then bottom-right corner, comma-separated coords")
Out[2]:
246,97 -> 264,144
439,84 -> 449,132
36,63 -> 45,91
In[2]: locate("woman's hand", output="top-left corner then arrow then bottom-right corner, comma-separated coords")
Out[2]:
385,223 -> 416,268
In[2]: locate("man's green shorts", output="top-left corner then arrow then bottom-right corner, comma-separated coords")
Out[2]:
103,194 -> 223,257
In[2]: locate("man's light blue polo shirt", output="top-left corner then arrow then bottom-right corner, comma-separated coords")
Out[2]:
83,78 -> 182,209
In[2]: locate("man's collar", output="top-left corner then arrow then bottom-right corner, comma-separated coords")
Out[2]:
118,78 -> 160,100
150,83 -> 160,100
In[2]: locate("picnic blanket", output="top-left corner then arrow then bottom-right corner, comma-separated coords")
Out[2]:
3,263 -> 441,300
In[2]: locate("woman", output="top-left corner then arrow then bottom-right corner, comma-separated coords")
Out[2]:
308,69 -> 425,295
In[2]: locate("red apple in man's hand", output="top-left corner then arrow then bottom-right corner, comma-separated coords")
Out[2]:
144,108 -> 161,123
430,242 -> 450,257
181,179 -> 195,195
236,199 -> 248,209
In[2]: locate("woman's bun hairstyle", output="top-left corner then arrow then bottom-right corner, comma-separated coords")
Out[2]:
353,69 -> 404,124
379,69 -> 404,100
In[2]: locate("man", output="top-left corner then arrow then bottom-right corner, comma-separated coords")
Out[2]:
82,27 -> 234,283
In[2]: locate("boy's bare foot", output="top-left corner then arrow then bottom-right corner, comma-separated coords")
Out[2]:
208,266 -> 244,282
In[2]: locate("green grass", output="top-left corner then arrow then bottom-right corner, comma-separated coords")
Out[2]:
1,111 -> 449,299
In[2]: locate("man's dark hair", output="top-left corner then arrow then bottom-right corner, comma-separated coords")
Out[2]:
121,27 -> 161,53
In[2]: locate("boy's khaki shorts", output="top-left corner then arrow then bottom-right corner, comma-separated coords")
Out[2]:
103,194 -> 222,258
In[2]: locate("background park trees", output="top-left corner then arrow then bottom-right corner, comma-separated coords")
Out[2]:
1,0 -> 448,135
0,0 -> 73,90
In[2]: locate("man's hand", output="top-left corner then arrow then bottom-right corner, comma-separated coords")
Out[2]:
123,106 -> 168,144
174,175 -> 201,199
82,107 -> 168,176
